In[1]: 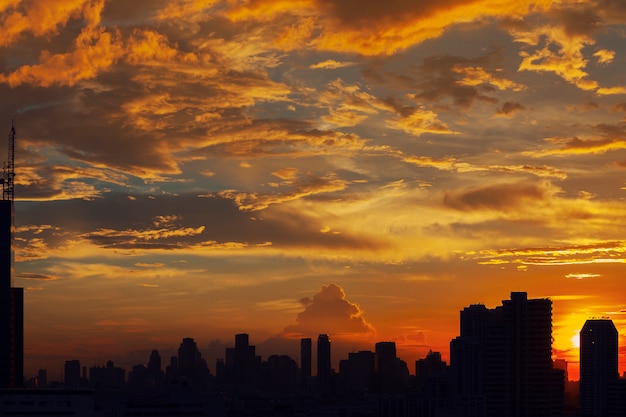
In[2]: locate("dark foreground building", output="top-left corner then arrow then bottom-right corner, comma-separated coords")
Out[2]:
579,318 -> 623,417
0,123 -> 23,388
450,292 -> 564,417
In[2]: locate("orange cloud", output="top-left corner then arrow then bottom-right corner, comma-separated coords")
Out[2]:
524,136 -> 626,157
454,66 -> 525,92
467,241 -> 626,267
219,0 -> 555,55
0,24 -> 123,87
218,173 -> 348,211
84,225 -> 206,242
310,59 -> 355,70
444,182 -> 548,212
283,283 -> 375,338
15,272 -> 58,281
0,0 -> 100,47
155,0 -> 221,21
272,167 -> 299,182
387,108 -> 456,136
593,49 -> 615,64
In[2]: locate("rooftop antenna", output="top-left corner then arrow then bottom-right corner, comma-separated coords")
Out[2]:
2,119 -> 15,202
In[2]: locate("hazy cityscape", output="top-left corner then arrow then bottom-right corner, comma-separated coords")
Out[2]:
2,288 -> 626,416
3,1 -> 626,416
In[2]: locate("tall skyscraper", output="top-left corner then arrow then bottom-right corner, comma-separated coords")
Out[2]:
375,341 -> 398,393
178,337 -> 202,379
0,122 -> 22,388
451,292 -> 564,417
579,318 -> 618,417
317,334 -> 331,397
233,333 -> 257,385
301,338 -> 312,386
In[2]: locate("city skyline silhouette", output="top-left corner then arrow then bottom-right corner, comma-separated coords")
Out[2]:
6,292 -> 625,416
2,1 -> 626,415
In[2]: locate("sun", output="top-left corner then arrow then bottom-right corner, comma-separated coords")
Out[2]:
571,331 -> 580,349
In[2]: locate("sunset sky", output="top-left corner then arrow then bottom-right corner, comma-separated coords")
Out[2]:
1,0 -> 626,381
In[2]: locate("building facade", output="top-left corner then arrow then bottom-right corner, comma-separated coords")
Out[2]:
579,318 -> 618,417
317,334 -> 331,397
450,292 -> 564,417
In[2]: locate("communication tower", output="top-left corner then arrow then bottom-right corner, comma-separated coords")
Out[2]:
1,119 -> 15,201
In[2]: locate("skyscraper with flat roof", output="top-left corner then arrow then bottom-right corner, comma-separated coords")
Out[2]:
451,292 -> 564,417
317,334 -> 331,397
579,318 -> 618,417
301,338 -> 311,387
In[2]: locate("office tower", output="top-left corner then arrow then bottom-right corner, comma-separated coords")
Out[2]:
579,318 -> 618,417
338,350 -> 376,396
451,292 -> 564,417
147,349 -> 163,386
178,337 -> 203,379
177,337 -> 210,390
64,360 -> 81,388
317,334 -> 331,397
0,122 -> 22,388
234,333 -> 257,385
301,338 -> 312,386
37,369 -> 47,388
376,341 -> 400,394
148,349 -> 161,375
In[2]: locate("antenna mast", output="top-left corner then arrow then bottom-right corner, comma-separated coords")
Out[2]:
2,120 -> 15,202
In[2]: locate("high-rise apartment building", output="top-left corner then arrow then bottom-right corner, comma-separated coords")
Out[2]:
301,338 -> 312,386
450,292 -> 564,417
579,318 -> 618,417
317,334 -> 331,397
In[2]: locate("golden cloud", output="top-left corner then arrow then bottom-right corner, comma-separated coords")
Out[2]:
387,108 -> 456,136
218,173 -> 348,211
85,226 -> 205,241
0,0 -> 101,47
310,59 -> 355,69
283,283 -> 376,338
454,66 -> 525,92
524,136 -> 626,157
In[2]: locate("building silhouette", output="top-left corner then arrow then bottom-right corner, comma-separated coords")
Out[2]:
300,337 -> 311,387
147,349 -> 163,387
177,337 -> 210,389
579,318 -> 618,417
64,360 -> 81,389
317,334 -> 331,397
450,292 -> 564,417
89,360 -> 125,389
338,350 -> 376,397
0,122 -> 23,388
